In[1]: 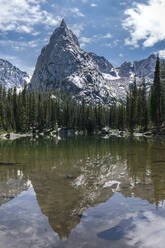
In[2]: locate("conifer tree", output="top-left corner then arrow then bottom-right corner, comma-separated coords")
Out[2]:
129,77 -> 137,132
126,92 -> 130,129
117,105 -> 125,130
160,61 -> 165,123
21,85 -> 29,132
29,91 -> 38,129
0,86 -> 4,131
6,88 -> 15,131
140,78 -> 148,130
150,56 -> 161,130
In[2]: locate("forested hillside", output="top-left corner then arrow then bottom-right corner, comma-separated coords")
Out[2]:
0,56 -> 164,135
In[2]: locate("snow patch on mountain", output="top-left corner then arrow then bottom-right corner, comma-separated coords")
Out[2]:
102,72 -> 120,81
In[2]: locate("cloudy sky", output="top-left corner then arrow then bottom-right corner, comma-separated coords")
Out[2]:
0,0 -> 164,74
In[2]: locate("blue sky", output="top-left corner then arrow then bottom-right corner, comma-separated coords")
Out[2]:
0,0 -> 164,74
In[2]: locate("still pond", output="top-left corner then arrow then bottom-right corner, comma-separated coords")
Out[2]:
0,136 -> 165,248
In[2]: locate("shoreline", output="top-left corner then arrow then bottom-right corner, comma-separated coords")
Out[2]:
0,127 -> 164,141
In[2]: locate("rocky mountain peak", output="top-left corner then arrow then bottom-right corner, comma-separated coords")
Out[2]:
30,20 -> 157,105
60,18 -> 67,28
30,20 -> 116,104
118,61 -> 133,77
49,19 -> 79,47
133,54 -> 157,78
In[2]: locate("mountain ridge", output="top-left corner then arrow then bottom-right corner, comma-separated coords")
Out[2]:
30,19 -> 156,104
0,19 -> 157,103
0,59 -> 30,91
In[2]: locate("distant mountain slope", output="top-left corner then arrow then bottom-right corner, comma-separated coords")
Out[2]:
0,59 -> 30,91
88,52 -> 114,75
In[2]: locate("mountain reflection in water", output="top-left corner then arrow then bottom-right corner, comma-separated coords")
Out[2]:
0,136 -> 165,247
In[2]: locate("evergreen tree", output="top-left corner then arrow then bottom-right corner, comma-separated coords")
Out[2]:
117,105 -> 125,130
6,88 -> 15,131
126,92 -> 130,129
0,86 -> 4,132
160,60 -> 165,123
136,78 -> 148,130
29,91 -> 38,129
129,77 -> 137,132
140,78 -> 148,130
21,85 -> 29,132
150,56 -> 161,130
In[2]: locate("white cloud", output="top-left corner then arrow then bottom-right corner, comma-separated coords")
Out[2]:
113,39 -> 119,47
123,0 -> 165,47
70,8 -> 85,17
90,3 -> 97,7
16,25 -> 33,34
80,36 -> 92,43
93,33 -> 112,40
78,32 -> 113,48
0,39 -> 41,50
120,1 -> 127,6
81,0 -> 97,6
32,31 -> 41,36
79,32 -> 112,45
57,7 -> 85,19
105,43 -> 112,48
126,211 -> 165,248
0,0 -> 61,33
80,43 -> 86,48
103,33 -> 112,39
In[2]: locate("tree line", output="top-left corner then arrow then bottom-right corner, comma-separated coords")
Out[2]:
126,56 -> 165,133
0,56 -> 164,134
0,86 -> 112,134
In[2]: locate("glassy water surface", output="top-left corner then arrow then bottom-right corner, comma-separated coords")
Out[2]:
0,136 -> 165,247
